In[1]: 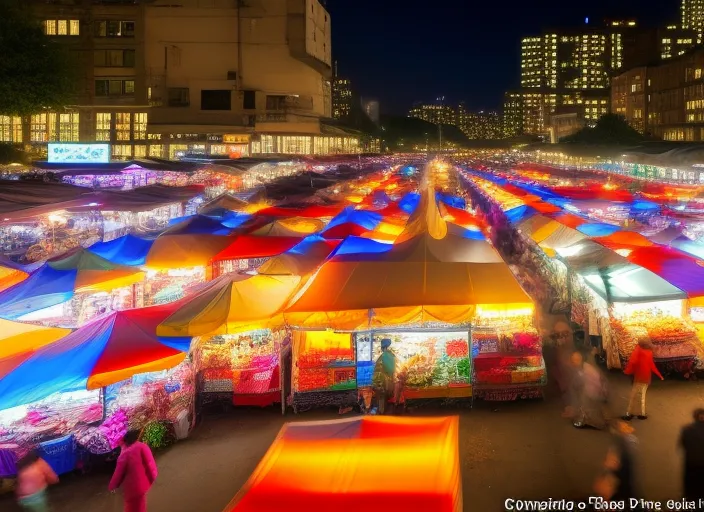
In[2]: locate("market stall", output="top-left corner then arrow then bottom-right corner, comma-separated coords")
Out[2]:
222,416 -> 462,512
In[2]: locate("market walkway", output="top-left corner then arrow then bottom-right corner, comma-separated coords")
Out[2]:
2,373 -> 702,512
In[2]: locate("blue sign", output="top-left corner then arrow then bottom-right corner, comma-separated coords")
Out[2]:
48,143 -> 110,164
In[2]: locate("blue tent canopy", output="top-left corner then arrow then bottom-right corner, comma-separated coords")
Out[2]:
219,212 -> 252,229
398,192 -> 420,214
89,235 -> 154,266
326,207 -> 382,232
288,235 -> 331,255
165,215 -> 231,235
576,223 -> 622,237
331,236 -> 393,259
436,192 -> 466,209
0,265 -> 77,319
371,190 -> 391,207
505,205 -> 536,224
631,200 -> 660,212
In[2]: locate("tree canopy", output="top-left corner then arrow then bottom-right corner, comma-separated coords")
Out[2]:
0,0 -> 75,115
561,113 -> 646,145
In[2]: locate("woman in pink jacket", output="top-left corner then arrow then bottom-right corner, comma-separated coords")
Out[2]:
109,431 -> 158,512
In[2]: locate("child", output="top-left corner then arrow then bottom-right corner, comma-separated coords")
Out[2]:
15,450 -> 58,512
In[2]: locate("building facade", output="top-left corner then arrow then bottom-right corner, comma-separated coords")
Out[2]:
609,46 -> 704,141
502,92 -> 524,137
407,103 -> 455,126
332,68 -> 353,120
456,104 -> 503,139
10,0 -> 362,160
610,67 -> 648,133
682,0 -> 704,36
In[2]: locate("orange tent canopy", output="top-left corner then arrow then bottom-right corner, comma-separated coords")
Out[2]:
225,416 -> 462,512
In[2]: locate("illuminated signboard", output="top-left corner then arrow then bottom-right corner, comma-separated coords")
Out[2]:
222,134 -> 250,144
48,143 -> 111,164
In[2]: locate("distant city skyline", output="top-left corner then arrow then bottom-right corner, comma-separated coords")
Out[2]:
326,0 -> 678,114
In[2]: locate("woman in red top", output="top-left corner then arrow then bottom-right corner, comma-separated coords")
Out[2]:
623,340 -> 663,420
109,431 -> 158,512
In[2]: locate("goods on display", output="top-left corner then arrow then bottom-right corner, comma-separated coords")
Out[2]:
356,331 -> 471,398
195,330 -> 283,406
611,309 -> 698,361
141,421 -> 172,450
292,331 -> 356,394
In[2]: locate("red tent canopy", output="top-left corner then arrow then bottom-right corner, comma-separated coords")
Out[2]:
212,236 -> 302,261
256,205 -> 344,218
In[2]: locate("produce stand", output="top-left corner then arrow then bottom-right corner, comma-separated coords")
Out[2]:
355,329 -> 472,404
470,312 -> 546,401
194,330 -> 283,409
290,330 -> 357,413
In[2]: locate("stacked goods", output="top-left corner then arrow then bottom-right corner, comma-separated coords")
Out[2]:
98,409 -> 128,450
614,311 -> 698,361
472,328 -> 545,389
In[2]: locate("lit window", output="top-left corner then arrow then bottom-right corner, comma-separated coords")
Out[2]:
57,20 -> 68,35
58,112 -> 79,142
112,144 -> 132,159
0,116 -> 22,143
148,145 -> 164,158
44,20 -> 57,35
95,112 -> 112,141
30,114 -> 48,142
70,20 -> 80,35
133,145 -> 147,158
115,113 -> 131,141
133,113 -> 147,140
697,69 -> 703,79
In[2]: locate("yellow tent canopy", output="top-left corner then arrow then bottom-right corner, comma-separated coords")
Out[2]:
0,264 -> 28,292
285,188 -> 531,329
257,240 -> 339,278
157,273 -> 301,337
145,234 -> 233,270
0,319 -> 70,378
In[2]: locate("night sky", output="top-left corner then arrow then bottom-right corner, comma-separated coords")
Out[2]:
325,0 -> 678,115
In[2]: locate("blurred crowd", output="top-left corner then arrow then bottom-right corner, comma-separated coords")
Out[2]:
543,317 -> 704,510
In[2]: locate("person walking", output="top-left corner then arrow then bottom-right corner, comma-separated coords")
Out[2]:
593,420 -> 640,508
109,431 -> 158,512
678,408 -> 704,501
15,450 -> 58,512
623,340 -> 663,420
568,350 -> 609,429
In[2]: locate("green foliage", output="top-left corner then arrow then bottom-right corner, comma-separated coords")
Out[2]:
380,116 -> 471,150
0,143 -> 30,164
0,0 -> 76,115
141,421 -> 172,450
561,114 -> 646,145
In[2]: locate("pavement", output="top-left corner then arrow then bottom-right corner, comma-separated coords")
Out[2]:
2,372 -> 703,512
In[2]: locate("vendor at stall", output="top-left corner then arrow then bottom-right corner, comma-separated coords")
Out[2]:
373,338 -> 397,414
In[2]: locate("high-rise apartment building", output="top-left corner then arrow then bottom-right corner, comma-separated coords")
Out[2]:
682,0 -> 704,35
457,104 -> 503,139
502,92 -> 524,137
408,103 -> 456,125
11,0 -> 362,159
332,61 -> 353,120
610,67 -> 648,134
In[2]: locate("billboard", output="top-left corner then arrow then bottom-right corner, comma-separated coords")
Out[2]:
47,143 -> 111,164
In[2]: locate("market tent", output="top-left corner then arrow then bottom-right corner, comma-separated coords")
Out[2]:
596,231 -> 654,248
257,237 -> 341,277
157,273 -> 301,337
648,226 -> 683,245
556,240 -> 687,303
199,194 -> 248,216
285,189 -> 531,329
164,215 -> 232,236
0,259 -> 30,292
321,207 -> 383,239
249,217 -> 325,237
517,213 -> 587,256
256,204 -> 344,219
622,245 -> 704,298
0,302 -> 191,409
145,234 -> 233,269
576,223 -> 622,237
0,319 -> 71,379
88,235 -> 155,266
211,235 -> 303,262
671,237 -> 704,259
224,416 -> 461,512
0,250 -> 144,319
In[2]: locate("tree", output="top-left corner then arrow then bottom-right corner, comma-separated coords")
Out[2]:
561,114 -> 646,145
0,0 -> 75,115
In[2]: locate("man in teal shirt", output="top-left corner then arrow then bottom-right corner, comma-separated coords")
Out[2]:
373,338 -> 397,414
